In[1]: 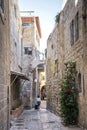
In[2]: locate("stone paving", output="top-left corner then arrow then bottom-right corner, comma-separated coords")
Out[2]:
10,101 -> 82,130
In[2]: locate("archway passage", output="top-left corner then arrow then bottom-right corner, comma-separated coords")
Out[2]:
41,86 -> 46,100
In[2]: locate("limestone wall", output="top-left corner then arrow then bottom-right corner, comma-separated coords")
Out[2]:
10,0 -> 22,72
46,0 -> 87,128
63,0 -> 87,127
22,17 -> 41,108
0,0 -> 10,129
46,13 -> 64,114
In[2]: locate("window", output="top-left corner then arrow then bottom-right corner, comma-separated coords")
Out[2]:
24,47 -> 28,54
75,12 -> 79,41
51,44 -> 53,49
83,0 -> 87,32
28,50 -> 32,55
0,0 -> 4,13
70,20 -> 74,45
70,12 -> 79,45
22,23 -> 30,26
24,47 -> 32,55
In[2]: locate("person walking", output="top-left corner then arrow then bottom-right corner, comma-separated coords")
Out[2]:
37,95 -> 41,107
35,95 -> 41,109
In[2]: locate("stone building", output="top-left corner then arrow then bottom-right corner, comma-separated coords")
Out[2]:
46,12 -> 64,114
46,0 -> 87,128
63,0 -> 87,128
0,0 -> 10,129
10,0 -> 22,112
10,0 -> 22,72
21,16 -> 42,108
10,0 -> 28,116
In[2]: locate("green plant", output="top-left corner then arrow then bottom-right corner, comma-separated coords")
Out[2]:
55,12 -> 60,23
59,62 -> 79,125
12,100 -> 22,110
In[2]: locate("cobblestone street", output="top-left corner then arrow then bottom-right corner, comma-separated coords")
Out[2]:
10,101 -> 81,130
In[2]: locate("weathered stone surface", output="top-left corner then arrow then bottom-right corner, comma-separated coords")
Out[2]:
21,17 -> 42,108
46,0 -> 87,128
0,0 -> 10,129
46,12 -> 64,115
10,102 -> 81,130
10,0 -> 22,72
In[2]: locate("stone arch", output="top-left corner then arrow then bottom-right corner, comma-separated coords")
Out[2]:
41,85 -> 46,100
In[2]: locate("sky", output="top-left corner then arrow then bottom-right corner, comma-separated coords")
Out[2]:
18,0 -> 63,52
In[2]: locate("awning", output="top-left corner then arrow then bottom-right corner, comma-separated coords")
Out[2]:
11,71 -> 29,80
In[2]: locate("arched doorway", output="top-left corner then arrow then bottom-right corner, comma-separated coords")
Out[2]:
41,86 -> 46,100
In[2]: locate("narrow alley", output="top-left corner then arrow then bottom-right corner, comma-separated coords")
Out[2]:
0,0 -> 87,129
10,101 -> 81,130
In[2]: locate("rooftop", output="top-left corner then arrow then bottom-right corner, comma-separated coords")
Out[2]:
21,16 -> 42,38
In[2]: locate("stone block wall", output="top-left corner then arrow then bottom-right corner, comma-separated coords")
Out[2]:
63,0 -> 87,128
21,17 -> 42,108
10,0 -> 22,72
46,0 -> 87,128
0,0 -> 10,129
46,15 -> 64,115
